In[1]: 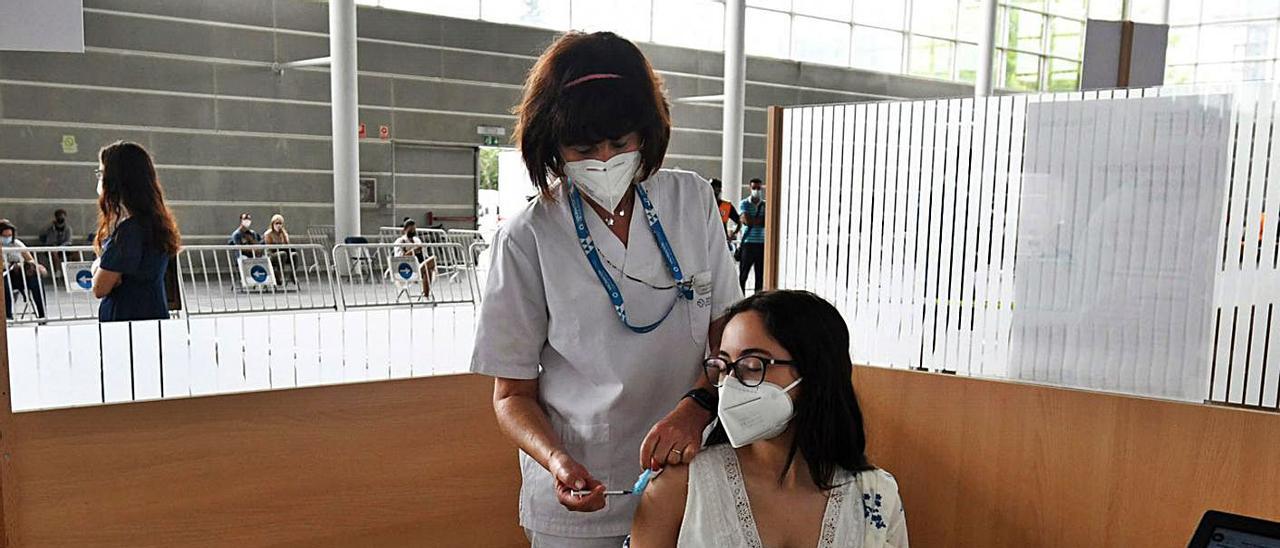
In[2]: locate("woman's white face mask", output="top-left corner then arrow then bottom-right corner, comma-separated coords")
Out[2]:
564,150 -> 641,212
717,375 -> 802,448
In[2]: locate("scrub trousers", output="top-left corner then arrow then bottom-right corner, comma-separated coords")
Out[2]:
525,529 -> 628,548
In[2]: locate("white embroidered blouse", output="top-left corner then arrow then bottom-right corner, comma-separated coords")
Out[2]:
675,444 -> 908,548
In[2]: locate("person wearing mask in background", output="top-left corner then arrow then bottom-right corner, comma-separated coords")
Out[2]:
229,212 -> 261,257
630,290 -> 908,547
262,214 -> 294,284
392,218 -> 437,299
2,221 -> 47,321
709,179 -> 740,250
91,141 -> 182,322
39,209 -> 74,246
470,31 -> 741,548
738,178 -> 766,292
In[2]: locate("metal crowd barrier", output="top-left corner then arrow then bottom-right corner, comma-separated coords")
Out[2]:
175,244 -> 339,316
306,225 -> 335,250
2,245 -> 100,324
331,242 -> 477,309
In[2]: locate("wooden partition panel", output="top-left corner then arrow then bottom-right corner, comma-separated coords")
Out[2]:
763,105 -> 784,291
854,365 -> 1280,547
0,373 -> 524,547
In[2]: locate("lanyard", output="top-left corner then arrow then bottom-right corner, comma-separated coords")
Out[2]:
569,182 -> 693,334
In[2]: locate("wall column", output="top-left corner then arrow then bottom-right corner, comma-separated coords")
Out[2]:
975,0 -> 998,97
721,0 -> 747,202
329,0 -> 360,242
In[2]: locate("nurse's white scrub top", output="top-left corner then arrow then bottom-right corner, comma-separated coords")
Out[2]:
470,168 -> 742,538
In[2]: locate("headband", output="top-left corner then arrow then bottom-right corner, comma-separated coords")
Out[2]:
563,73 -> 622,89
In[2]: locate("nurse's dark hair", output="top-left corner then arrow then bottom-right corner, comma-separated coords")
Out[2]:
708,290 -> 874,490
95,141 -> 182,256
514,31 -> 671,194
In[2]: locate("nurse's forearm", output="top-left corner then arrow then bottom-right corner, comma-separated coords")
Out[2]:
492,378 -> 564,470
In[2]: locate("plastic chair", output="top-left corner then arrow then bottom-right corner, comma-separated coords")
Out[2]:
344,236 -> 373,277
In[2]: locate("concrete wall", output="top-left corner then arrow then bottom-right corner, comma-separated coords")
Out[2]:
0,0 -> 972,239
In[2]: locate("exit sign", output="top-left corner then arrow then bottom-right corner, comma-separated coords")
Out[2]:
482,135 -> 501,146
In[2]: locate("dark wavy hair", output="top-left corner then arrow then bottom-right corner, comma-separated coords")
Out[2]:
513,31 -> 671,195
95,141 -> 182,256
709,290 -> 874,490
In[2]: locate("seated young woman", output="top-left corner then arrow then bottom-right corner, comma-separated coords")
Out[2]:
630,290 -> 908,547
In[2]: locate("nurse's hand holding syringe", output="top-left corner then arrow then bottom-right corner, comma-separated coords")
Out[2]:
570,468 -> 663,497
550,450 -> 608,512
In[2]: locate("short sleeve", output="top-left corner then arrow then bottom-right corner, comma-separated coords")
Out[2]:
99,220 -> 144,275
704,184 -> 744,320
469,224 -> 548,380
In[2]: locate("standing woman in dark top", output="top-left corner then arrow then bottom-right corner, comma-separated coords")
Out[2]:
91,141 -> 182,322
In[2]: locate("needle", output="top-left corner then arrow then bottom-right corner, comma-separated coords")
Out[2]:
571,489 -> 631,497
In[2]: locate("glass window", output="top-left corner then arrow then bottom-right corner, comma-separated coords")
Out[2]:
1165,64 -> 1196,85
481,0 -> 570,29
1197,23 -> 1275,63
1002,49 -> 1040,90
1046,58 -> 1079,91
853,0 -> 905,30
1006,0 -> 1044,9
1202,0 -> 1280,23
1127,0 -> 1170,23
851,26 -> 904,73
570,0 -> 652,41
912,0 -> 958,38
1048,17 -> 1082,59
957,0 -> 985,42
1047,0 -> 1086,18
747,0 -> 791,10
1167,0 -> 1202,24
1195,61 -> 1274,82
652,0 -> 724,51
909,36 -> 955,79
955,42 -> 979,83
791,16 -> 851,66
1005,8 -> 1044,53
746,7 -> 791,59
793,0 -> 851,22
379,0 -> 480,18
1166,27 -> 1199,65
1088,0 -> 1123,20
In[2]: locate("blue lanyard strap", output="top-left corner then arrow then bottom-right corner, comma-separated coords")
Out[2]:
568,182 -> 693,334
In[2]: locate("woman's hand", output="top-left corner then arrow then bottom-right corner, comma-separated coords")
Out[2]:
639,398 -> 714,470
549,450 -> 607,512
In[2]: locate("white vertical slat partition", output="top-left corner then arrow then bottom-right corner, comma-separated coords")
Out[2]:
776,89 -> 1255,405
5,303 -> 481,412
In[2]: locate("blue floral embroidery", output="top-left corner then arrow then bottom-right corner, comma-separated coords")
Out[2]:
862,492 -> 886,530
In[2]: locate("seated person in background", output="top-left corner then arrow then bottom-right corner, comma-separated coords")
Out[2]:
228,212 -> 261,256
38,209 -> 74,246
630,290 -> 908,548
392,218 -> 437,298
262,214 -> 290,246
262,214 -> 294,284
1,221 -> 47,320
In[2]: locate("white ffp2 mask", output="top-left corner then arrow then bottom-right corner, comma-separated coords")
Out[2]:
717,375 -> 802,448
564,150 -> 641,212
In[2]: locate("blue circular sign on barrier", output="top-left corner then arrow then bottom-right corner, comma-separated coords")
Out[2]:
398,262 -> 414,280
249,264 -> 269,283
75,270 -> 93,289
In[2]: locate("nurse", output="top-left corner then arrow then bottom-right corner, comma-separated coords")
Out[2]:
470,31 -> 742,547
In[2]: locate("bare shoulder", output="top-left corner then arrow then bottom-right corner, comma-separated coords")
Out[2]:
630,463 -> 691,547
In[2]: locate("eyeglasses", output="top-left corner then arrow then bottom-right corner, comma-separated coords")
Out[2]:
702,355 -> 796,388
